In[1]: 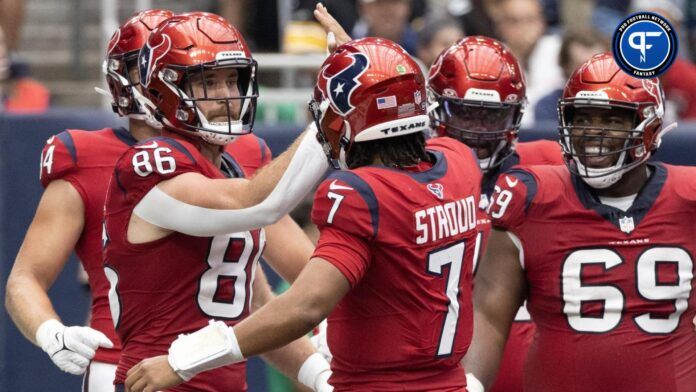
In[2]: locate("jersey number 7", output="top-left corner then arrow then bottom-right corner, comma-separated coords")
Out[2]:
427,241 -> 467,357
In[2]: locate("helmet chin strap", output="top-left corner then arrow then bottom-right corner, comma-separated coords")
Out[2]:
94,86 -> 111,98
655,121 -> 678,149
159,75 -> 244,145
574,149 -> 629,189
131,85 -> 164,128
579,166 -> 627,189
477,140 -> 508,172
337,120 -> 351,170
578,111 -> 667,189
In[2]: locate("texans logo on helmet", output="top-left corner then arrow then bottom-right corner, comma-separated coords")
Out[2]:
139,34 -> 171,87
326,52 -> 369,115
641,78 -> 664,107
107,29 -> 121,55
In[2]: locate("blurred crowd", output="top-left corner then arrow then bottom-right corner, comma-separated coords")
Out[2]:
1,0 -> 696,123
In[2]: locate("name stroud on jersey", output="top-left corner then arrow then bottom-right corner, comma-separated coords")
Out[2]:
415,195 -> 477,244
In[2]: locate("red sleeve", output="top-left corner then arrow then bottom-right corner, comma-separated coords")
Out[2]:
114,138 -> 201,206
258,137 -> 272,166
223,134 -> 273,176
661,57 -> 696,119
488,168 -> 538,233
39,130 -> 79,188
312,226 -> 372,287
517,140 -> 564,166
311,174 -> 376,287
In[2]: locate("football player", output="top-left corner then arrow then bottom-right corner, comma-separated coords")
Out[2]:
427,36 -> 563,392
464,53 -> 696,391
125,37 -> 484,392
103,13 -> 332,392
4,10 -> 173,392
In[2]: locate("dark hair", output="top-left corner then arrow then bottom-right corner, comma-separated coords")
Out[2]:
417,17 -> 463,49
559,28 -> 610,69
347,131 -> 431,169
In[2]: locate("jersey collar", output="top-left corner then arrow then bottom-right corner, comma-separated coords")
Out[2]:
368,150 -> 447,183
481,151 -> 521,198
571,162 -> 667,234
221,152 -> 244,179
112,127 -> 138,146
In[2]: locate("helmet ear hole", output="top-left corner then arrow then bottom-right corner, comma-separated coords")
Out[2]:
148,89 -> 162,103
326,114 -> 344,134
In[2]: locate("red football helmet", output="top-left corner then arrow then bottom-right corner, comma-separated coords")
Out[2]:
428,36 -> 526,171
310,37 -> 429,168
558,52 -> 667,188
139,12 -> 258,145
105,9 -> 173,118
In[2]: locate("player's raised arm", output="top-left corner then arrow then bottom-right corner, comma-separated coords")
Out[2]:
313,3 -> 352,51
128,122 -> 328,238
120,12 -> 331,239
463,228 -> 527,390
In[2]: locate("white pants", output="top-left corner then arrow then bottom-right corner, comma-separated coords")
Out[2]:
81,361 -> 117,392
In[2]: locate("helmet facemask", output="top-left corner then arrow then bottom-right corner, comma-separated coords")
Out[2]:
431,92 -> 523,172
558,99 -> 658,189
105,51 -> 145,117
103,52 -> 163,129
157,59 -> 258,145
309,98 -> 351,170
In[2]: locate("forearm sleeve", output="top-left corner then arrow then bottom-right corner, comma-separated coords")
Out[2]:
133,124 -> 330,236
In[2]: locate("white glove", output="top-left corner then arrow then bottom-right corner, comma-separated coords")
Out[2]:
309,319 -> 333,362
466,372 -> 485,392
298,352 -> 333,392
36,319 -> 114,375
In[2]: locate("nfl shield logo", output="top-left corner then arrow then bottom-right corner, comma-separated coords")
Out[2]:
619,216 -> 635,234
479,194 -> 489,210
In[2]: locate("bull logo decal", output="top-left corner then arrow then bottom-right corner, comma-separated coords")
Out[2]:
139,34 -> 171,87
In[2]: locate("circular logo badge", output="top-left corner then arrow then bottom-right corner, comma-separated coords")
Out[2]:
612,12 -> 678,78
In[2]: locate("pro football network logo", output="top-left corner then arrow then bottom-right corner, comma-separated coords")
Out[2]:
612,12 -> 678,78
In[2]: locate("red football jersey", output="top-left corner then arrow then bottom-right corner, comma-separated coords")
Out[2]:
489,163 -> 696,392
39,127 -> 138,364
311,137 -> 482,391
476,138 -> 563,392
224,133 -> 272,177
104,135 -> 268,391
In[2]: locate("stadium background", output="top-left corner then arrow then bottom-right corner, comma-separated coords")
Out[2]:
1,0 -> 696,390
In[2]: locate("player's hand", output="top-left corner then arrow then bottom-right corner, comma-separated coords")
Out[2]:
125,355 -> 183,392
36,319 -> 113,375
313,3 -> 352,52
310,319 -> 333,362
